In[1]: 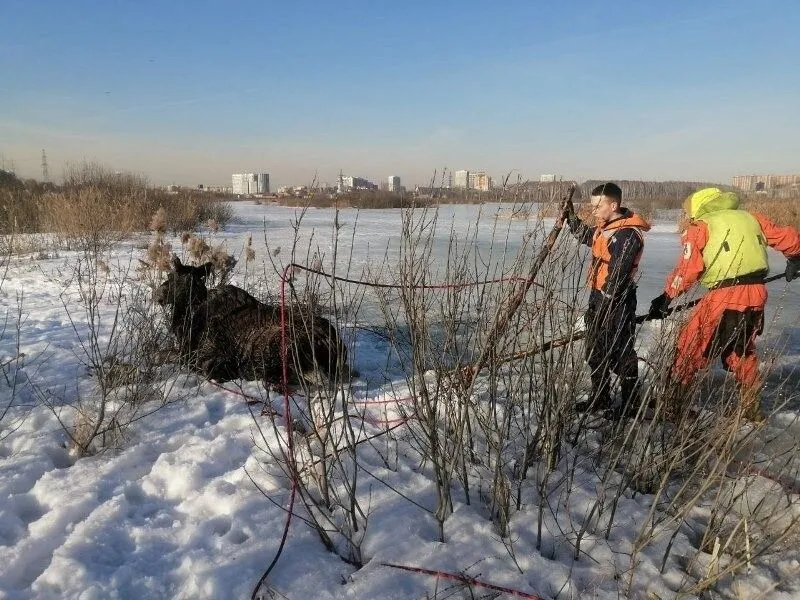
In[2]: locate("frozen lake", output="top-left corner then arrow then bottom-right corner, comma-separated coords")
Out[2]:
226,201 -> 800,396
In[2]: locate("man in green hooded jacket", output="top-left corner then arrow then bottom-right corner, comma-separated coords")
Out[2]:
648,187 -> 800,419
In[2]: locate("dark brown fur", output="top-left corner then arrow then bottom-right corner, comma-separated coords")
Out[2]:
154,256 -> 347,385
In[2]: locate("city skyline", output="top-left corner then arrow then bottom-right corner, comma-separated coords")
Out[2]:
2,1 -> 799,188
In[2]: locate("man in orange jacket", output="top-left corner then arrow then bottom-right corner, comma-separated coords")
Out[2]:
648,187 -> 800,419
563,182 -> 651,416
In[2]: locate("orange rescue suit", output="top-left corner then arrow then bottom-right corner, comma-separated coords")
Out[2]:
664,213 -> 800,388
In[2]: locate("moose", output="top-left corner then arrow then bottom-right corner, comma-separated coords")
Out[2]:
154,256 -> 348,387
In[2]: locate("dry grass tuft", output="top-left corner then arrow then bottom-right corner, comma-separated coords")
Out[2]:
209,243 -> 235,274
174,231 -> 236,280
186,234 -> 210,262
742,196 -> 800,228
149,207 -> 166,233
146,233 -> 172,271
245,235 -> 256,263
0,162 -> 232,249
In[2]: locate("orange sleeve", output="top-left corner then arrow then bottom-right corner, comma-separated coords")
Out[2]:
752,212 -> 800,257
663,222 -> 708,299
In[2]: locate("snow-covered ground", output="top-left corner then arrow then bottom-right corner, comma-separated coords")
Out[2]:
1,201 -> 799,599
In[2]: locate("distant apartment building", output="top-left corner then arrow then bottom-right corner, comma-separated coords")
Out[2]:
458,170 -> 492,191
232,174 -> 248,195
454,170 -> 470,189
388,175 -> 401,193
540,174 -> 557,183
257,173 -> 269,194
205,185 -> 232,194
472,171 -> 492,192
232,173 -> 270,195
732,174 -> 800,192
452,169 -> 493,191
338,175 -> 378,192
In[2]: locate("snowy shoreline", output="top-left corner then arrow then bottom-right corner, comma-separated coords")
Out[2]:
1,201 -> 799,599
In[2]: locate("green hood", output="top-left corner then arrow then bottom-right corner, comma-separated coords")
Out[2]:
684,187 -> 740,219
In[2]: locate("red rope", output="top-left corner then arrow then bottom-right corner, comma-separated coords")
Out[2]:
354,413 -> 411,427
250,260 -> 568,597
381,562 -> 544,599
251,264 -> 299,600
249,261 -> 800,600
350,394 -> 415,406
736,462 -> 800,496
287,262 -> 557,292
205,379 -> 281,416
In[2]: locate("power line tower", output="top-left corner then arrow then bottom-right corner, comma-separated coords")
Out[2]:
41,149 -> 49,182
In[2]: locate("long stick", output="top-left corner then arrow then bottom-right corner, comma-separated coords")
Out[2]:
633,272 -> 786,325
494,271 -> 788,367
381,562 -> 544,599
462,185 -> 575,385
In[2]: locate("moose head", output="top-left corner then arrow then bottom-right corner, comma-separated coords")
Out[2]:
153,255 -> 213,308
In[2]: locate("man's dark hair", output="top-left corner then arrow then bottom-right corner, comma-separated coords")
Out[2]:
591,182 -> 622,204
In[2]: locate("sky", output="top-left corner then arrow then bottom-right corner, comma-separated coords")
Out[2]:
1,0 -> 799,188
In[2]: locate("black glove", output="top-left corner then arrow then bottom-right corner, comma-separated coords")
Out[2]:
786,257 -> 800,282
560,197 -> 575,223
648,292 -> 671,320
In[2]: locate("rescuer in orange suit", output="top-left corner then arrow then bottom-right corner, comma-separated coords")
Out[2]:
562,182 -> 651,416
648,187 -> 800,419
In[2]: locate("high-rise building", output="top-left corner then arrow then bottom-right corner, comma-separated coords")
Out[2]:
454,170 -> 470,189
540,174 -> 557,183
232,173 -> 270,195
388,175 -> 401,193
257,173 -> 269,194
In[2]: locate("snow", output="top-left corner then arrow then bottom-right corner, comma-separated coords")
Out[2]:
0,201 -> 799,599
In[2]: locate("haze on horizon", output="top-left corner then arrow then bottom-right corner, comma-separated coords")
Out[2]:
1,0 -> 798,189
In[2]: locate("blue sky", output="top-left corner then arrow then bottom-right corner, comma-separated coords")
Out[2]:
2,0 -> 799,187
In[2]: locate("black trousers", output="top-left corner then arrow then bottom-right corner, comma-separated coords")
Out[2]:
704,308 -> 764,365
584,288 -> 639,405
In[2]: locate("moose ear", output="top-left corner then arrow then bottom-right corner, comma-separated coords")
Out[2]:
172,254 -> 183,269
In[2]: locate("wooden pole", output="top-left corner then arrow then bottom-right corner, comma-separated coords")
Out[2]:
461,184 -> 576,387
492,272 -> 787,367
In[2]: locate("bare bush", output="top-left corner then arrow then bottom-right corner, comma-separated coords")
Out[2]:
243,199 -> 800,598
0,269 -> 28,441
32,252 -> 178,457
0,163 -> 231,248
246,208 -> 368,584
